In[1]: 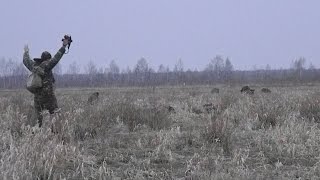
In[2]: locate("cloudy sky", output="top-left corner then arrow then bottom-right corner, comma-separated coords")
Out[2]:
0,0 -> 319,71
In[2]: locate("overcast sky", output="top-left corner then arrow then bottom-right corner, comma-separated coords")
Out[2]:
0,0 -> 319,71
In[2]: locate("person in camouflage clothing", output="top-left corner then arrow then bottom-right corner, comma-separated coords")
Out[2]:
23,38 -> 70,127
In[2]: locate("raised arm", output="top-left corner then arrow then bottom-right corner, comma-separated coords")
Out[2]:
23,45 -> 34,71
45,46 -> 66,70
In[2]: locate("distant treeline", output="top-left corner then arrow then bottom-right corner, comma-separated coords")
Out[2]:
1,69 -> 320,89
0,56 -> 319,89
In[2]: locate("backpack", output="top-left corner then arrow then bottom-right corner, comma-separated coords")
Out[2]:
26,66 -> 45,94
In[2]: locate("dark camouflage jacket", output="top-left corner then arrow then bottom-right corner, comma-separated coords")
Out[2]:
23,47 -> 66,95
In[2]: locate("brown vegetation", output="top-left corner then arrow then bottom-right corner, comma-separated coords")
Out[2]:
87,91 -> 100,105
261,88 -> 272,93
241,85 -> 255,95
1,85 -> 320,179
211,88 -> 220,94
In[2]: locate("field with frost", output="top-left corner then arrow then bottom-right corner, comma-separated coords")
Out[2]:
1,85 -> 320,179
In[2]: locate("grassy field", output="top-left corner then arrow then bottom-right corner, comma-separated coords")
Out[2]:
1,85 -> 320,179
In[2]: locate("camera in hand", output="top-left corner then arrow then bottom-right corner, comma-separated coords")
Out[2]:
62,35 -> 73,49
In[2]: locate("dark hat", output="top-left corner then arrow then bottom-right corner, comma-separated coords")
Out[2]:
34,51 -> 52,62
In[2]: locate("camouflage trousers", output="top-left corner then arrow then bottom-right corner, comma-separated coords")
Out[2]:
34,93 -> 58,127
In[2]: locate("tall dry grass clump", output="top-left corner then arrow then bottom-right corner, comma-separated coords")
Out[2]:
253,94 -> 293,129
0,107 -> 96,179
299,92 -> 320,123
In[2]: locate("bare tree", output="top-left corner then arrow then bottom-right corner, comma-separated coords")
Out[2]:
5,58 -> 16,76
134,58 -> 148,73
4,58 -> 17,88
84,61 -> 99,86
67,61 -> 80,75
85,61 -> 98,75
292,57 -> 306,70
213,56 -> 225,78
134,58 -> 149,86
53,63 -> 62,75
13,62 -> 28,76
109,60 -> 120,74
0,57 -> 6,77
174,58 -> 184,72
158,64 -> 166,73
205,55 -> 225,83
265,64 -> 271,71
223,57 -> 233,82
174,59 -> 184,84
224,58 -> 233,72
309,63 -> 316,70
292,57 -> 306,81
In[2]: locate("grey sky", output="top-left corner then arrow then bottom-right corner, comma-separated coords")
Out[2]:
0,0 -> 319,71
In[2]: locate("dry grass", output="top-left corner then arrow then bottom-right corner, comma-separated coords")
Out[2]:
1,85 -> 320,179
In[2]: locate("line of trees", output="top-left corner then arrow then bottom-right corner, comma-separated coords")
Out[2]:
0,56 -> 319,89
